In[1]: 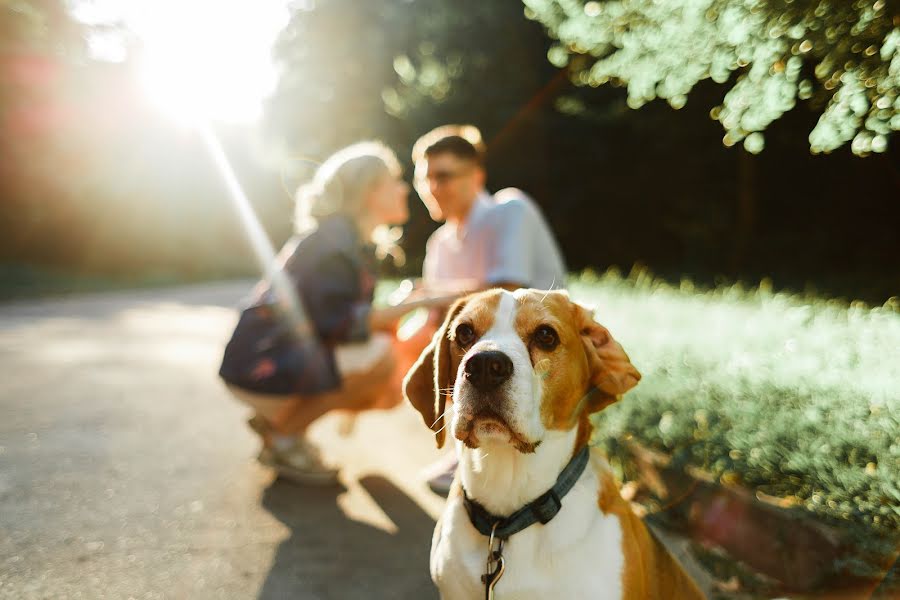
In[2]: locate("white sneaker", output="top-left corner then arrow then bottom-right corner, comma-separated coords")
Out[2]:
258,437 -> 339,485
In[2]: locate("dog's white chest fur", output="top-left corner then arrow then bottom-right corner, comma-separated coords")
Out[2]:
431,455 -> 625,600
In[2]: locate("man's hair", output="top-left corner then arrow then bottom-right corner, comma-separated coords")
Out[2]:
412,124 -> 486,166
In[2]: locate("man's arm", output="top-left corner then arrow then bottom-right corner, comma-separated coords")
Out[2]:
369,293 -> 462,331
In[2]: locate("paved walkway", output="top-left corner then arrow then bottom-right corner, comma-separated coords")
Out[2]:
0,281 -> 446,599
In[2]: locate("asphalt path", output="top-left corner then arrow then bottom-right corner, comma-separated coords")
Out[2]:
0,281 -> 446,599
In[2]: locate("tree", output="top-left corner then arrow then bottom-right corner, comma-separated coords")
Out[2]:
264,1 -> 559,159
522,0 -> 899,155
0,1 -> 280,277
264,0 -> 566,271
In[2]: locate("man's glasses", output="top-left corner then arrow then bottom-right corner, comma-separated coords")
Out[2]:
416,168 -> 472,186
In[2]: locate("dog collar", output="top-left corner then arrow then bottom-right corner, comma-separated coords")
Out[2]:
462,445 -> 590,540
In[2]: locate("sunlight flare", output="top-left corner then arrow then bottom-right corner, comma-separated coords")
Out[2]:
137,1 -> 289,123
198,123 -> 308,327
75,0 -> 292,123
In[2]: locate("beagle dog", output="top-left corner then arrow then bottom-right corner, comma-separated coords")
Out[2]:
404,289 -> 704,600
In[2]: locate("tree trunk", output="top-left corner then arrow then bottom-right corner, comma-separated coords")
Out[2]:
731,148 -> 757,272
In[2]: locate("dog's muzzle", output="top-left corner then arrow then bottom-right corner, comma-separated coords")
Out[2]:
456,349 -> 532,449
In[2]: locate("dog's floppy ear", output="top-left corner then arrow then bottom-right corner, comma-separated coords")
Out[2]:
575,303 -> 641,413
402,298 -> 467,448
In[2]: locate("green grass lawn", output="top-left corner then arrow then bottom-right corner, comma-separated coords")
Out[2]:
566,269 -> 899,581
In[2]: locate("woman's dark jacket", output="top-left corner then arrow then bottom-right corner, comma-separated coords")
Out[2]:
219,216 -> 376,396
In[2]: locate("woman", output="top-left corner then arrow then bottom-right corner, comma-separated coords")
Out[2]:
219,141 -> 451,484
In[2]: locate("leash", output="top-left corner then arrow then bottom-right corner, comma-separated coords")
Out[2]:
462,445 -> 591,599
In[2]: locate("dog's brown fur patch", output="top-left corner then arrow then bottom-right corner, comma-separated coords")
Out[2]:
596,461 -> 705,599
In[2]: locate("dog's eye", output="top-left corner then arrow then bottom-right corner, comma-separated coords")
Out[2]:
533,325 -> 559,351
455,323 -> 476,347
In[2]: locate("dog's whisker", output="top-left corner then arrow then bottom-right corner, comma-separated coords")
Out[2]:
430,406 -> 454,428
540,278 -> 556,302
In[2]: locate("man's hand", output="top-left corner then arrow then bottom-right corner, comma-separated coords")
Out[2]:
387,279 -> 419,305
371,292 -> 462,332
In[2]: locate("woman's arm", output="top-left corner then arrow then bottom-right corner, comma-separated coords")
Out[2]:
298,252 -> 372,343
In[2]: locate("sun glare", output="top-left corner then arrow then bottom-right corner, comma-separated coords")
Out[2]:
137,1 -> 290,124
75,1 -> 292,124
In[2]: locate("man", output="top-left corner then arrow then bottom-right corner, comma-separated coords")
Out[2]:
404,124 -> 567,494
413,125 -> 565,293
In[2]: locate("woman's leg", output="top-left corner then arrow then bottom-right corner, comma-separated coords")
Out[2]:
224,384 -> 341,483
269,349 -> 396,435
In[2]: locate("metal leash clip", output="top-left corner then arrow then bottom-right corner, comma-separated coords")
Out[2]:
481,522 -> 506,600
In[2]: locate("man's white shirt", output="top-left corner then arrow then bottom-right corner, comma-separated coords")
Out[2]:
423,189 -> 566,290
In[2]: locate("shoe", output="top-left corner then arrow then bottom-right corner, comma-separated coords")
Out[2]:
258,437 -> 340,485
422,452 -> 458,496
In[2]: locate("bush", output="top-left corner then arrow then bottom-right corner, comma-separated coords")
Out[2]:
573,269 -> 899,579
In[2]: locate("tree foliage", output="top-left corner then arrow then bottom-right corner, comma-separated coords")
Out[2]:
0,1 -> 279,277
264,1 -> 556,159
523,0 -> 899,155
264,0 -> 563,271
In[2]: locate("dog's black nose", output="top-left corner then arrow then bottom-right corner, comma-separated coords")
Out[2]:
464,351 -> 513,390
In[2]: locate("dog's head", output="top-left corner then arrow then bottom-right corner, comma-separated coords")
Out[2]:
403,289 -> 641,451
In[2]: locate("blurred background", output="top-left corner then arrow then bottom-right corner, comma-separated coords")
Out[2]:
1,1 -> 898,599
1,0 -> 897,301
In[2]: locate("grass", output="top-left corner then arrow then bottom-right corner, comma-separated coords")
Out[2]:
567,268 -> 899,581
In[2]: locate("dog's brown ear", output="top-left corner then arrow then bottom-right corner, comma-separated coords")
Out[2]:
402,298 -> 467,448
575,303 -> 641,413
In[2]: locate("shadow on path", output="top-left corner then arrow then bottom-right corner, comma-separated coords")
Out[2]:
258,476 -> 438,600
